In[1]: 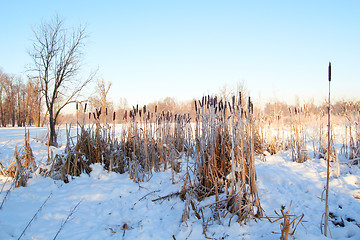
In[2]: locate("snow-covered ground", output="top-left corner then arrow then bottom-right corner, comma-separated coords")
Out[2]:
0,126 -> 360,239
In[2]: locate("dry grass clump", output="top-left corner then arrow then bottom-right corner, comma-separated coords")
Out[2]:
48,119 -> 122,182
1,129 -> 36,187
341,103 -> 360,163
48,105 -> 192,183
289,107 -> 309,163
256,115 -> 289,157
182,93 -> 263,225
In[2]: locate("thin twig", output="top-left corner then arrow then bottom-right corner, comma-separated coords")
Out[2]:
152,192 -> 180,202
134,190 -> 160,206
0,180 -> 15,210
0,175 -> 10,196
53,200 -> 82,240
18,192 -> 52,240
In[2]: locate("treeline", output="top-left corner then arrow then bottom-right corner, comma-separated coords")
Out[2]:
263,100 -> 360,119
1,68 -> 359,127
0,69 -> 42,127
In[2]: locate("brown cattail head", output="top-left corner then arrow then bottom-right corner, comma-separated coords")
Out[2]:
194,100 -> 198,113
84,103 -> 87,113
124,110 -> 128,120
76,102 -> 78,110
328,62 -> 331,82
113,112 -> 116,121
238,92 -> 242,106
106,107 -> 108,116
143,105 -> 147,114
155,105 -> 158,113
89,112 -> 91,119
232,95 -> 235,111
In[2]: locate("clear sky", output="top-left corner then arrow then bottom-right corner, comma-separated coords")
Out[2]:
1,1 -> 359,107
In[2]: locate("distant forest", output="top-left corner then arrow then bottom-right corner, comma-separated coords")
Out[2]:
1,68 -> 359,127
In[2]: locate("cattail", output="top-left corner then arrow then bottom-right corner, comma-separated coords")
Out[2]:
84,103 -> 87,113
328,62 -> 331,82
155,105 -> 157,113
238,92 -> 242,107
106,107 -> 108,116
232,95 -> 235,111
76,102 -> 78,110
219,99 -> 223,110
194,100 -> 198,113
124,110 -> 127,120
113,112 -> 116,121
201,96 -> 204,107
93,112 -> 96,119
143,105 -> 147,114
129,110 -> 133,119
89,112 -> 91,119
136,104 -> 139,114
139,110 -> 142,118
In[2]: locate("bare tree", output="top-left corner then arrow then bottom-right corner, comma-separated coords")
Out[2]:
29,16 -> 93,146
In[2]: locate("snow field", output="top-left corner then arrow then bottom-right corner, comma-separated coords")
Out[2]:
0,127 -> 360,239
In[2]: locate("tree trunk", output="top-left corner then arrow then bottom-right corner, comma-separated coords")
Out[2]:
12,110 -> 15,127
48,109 -> 58,147
37,97 -> 41,127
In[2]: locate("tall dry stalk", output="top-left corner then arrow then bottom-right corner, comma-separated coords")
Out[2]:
324,61 -> 331,237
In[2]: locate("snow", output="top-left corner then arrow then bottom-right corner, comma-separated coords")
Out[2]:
1,127 -> 360,239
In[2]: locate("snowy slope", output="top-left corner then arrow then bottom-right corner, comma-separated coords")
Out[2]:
0,127 -> 360,239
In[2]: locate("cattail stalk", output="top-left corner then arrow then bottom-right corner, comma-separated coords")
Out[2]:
324,62 -> 331,236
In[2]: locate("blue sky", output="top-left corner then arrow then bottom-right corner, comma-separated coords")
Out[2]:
1,1 -> 359,107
